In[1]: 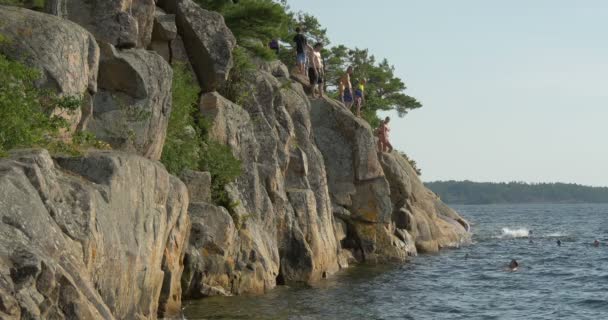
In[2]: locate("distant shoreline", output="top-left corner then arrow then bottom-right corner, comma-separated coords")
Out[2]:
425,181 -> 608,205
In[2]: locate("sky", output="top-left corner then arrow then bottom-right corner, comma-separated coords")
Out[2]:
287,0 -> 608,186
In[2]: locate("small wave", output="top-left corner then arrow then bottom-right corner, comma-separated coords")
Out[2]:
499,227 -> 529,238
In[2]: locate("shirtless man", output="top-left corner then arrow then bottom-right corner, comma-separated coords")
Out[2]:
377,117 -> 393,153
339,66 -> 354,109
306,42 -> 324,98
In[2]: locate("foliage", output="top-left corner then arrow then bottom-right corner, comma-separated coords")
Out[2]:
160,63 -> 242,210
199,140 -> 242,208
425,181 -> 608,205
0,53 -> 81,156
0,0 -> 45,9
161,63 -> 203,174
197,0 -> 289,60
324,47 -> 422,125
218,46 -> 255,105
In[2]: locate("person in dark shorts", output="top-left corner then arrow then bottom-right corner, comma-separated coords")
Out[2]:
306,42 -> 324,98
293,27 -> 307,75
339,66 -> 354,109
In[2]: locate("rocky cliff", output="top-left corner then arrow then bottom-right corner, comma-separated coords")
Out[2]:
0,1 -> 469,319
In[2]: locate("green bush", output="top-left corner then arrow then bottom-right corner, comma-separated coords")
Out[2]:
161,63 -> 243,210
218,46 -> 255,105
199,140 -> 242,208
161,63 -> 203,174
0,53 -> 81,156
0,0 -> 46,9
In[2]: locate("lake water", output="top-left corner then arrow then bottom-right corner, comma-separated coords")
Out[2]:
183,204 -> 608,319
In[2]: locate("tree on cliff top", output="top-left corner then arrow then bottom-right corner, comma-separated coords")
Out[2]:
196,0 -> 290,61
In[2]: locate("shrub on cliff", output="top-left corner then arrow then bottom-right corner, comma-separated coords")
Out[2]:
196,0 -> 289,60
0,0 -> 45,10
218,46 -> 255,105
199,140 -> 242,208
161,63 -> 242,209
0,53 -> 85,156
161,63 -> 203,174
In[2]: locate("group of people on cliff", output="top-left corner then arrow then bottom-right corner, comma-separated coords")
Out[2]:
291,27 -> 392,153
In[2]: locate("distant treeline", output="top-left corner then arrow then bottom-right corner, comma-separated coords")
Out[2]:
425,181 -> 608,204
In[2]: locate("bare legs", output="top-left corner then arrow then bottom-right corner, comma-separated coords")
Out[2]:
377,136 -> 393,153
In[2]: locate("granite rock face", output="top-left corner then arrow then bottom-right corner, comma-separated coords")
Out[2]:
87,44 -> 172,161
310,98 -> 411,262
45,0 -> 156,48
0,0 -> 471,317
0,5 -> 99,135
0,150 -> 189,319
173,0 -> 236,92
182,70 -> 341,297
310,97 -> 470,260
379,152 -> 470,253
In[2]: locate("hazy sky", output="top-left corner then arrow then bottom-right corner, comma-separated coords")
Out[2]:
287,0 -> 608,186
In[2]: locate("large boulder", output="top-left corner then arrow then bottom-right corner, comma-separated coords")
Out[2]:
45,0 -> 155,48
0,149 -> 190,319
148,8 -> 177,63
87,44 -> 172,161
174,0 -> 236,92
379,152 -> 470,253
310,97 -> 408,262
0,5 -> 99,135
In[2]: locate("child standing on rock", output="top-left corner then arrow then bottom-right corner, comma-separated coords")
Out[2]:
354,79 -> 366,117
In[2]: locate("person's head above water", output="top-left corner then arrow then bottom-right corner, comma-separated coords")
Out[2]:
594,239 -> 600,247
509,259 -> 519,269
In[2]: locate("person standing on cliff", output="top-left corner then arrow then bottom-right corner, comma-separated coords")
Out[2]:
354,78 -> 366,117
306,42 -> 324,98
293,27 -> 308,75
377,117 -> 393,153
339,66 -> 354,109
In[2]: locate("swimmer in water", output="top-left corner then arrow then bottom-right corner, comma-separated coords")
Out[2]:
465,253 -> 469,260
594,239 -> 600,247
508,259 -> 519,271
556,239 -> 562,247
528,230 -> 533,244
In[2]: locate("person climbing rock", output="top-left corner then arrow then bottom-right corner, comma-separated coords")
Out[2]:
354,78 -> 366,117
377,117 -> 393,153
293,27 -> 308,75
306,42 -> 324,98
339,66 -> 354,109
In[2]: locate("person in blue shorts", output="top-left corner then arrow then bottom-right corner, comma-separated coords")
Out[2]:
293,27 -> 307,75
